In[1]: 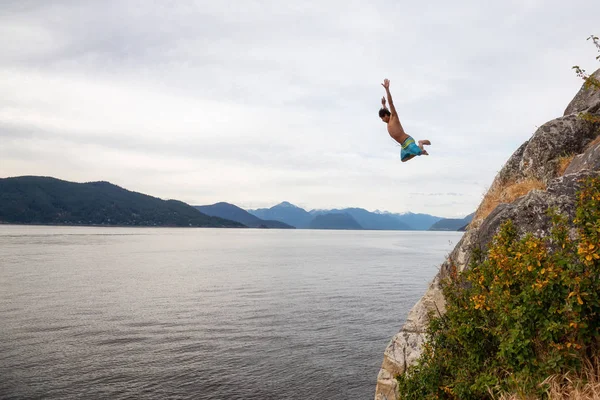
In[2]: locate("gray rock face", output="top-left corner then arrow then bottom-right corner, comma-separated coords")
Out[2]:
375,68 -> 600,400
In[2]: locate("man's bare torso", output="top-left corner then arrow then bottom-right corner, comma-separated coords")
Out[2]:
387,115 -> 409,145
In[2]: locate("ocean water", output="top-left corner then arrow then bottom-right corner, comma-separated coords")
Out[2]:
0,226 -> 462,399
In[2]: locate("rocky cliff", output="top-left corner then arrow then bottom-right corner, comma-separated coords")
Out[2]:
375,68 -> 600,400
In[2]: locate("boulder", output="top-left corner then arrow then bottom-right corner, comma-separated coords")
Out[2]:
565,142 -> 600,174
564,69 -> 600,115
519,115 -> 598,183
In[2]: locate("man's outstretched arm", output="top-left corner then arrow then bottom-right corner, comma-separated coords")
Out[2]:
381,78 -> 397,116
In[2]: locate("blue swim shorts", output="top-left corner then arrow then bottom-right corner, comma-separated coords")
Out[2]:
400,136 -> 422,161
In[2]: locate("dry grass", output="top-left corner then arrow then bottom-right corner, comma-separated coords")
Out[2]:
497,357 -> 600,400
543,357 -> 600,400
497,394 -> 538,400
472,178 -> 547,225
556,154 -> 577,176
472,183 -> 504,225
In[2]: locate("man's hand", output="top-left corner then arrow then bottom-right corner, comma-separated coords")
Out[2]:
381,78 -> 396,116
381,96 -> 386,107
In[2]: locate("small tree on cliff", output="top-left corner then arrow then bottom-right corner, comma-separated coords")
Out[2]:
573,35 -> 600,124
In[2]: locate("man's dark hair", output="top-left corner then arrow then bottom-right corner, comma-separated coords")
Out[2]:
379,108 -> 391,118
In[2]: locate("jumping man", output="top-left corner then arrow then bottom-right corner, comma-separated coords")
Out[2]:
379,78 -> 431,162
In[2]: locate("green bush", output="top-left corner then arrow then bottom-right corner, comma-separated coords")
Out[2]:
397,176 -> 600,399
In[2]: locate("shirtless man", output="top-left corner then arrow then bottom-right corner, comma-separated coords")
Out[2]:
379,78 -> 431,162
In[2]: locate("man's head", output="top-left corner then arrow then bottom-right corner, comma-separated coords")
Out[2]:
379,108 -> 391,123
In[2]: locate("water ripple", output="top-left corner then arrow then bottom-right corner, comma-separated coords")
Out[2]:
0,226 -> 461,399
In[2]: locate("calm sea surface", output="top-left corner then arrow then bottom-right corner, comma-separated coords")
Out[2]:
0,226 -> 462,399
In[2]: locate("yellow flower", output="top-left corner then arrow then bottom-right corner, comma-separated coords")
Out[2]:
442,386 -> 454,395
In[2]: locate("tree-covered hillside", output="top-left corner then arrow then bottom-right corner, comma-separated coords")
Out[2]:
0,176 -> 244,228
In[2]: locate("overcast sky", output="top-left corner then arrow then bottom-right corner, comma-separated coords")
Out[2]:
1,1 -> 599,217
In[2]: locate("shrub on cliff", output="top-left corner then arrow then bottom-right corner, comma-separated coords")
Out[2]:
397,176 -> 600,399
573,35 -> 600,126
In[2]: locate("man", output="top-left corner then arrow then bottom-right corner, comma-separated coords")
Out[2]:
379,78 -> 431,162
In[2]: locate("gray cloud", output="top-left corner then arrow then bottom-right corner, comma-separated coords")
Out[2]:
1,0 -> 599,217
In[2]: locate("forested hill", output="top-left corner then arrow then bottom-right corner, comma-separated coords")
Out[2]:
0,176 -> 244,228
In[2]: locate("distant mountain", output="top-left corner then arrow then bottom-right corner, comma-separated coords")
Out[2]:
248,201 -> 313,228
309,213 -> 362,230
429,213 -> 474,231
390,212 -> 444,230
310,208 -> 413,230
248,202 -> 468,231
0,176 -> 244,228
196,202 -> 294,229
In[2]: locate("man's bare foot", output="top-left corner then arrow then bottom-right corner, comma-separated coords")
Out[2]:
418,140 -> 431,156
